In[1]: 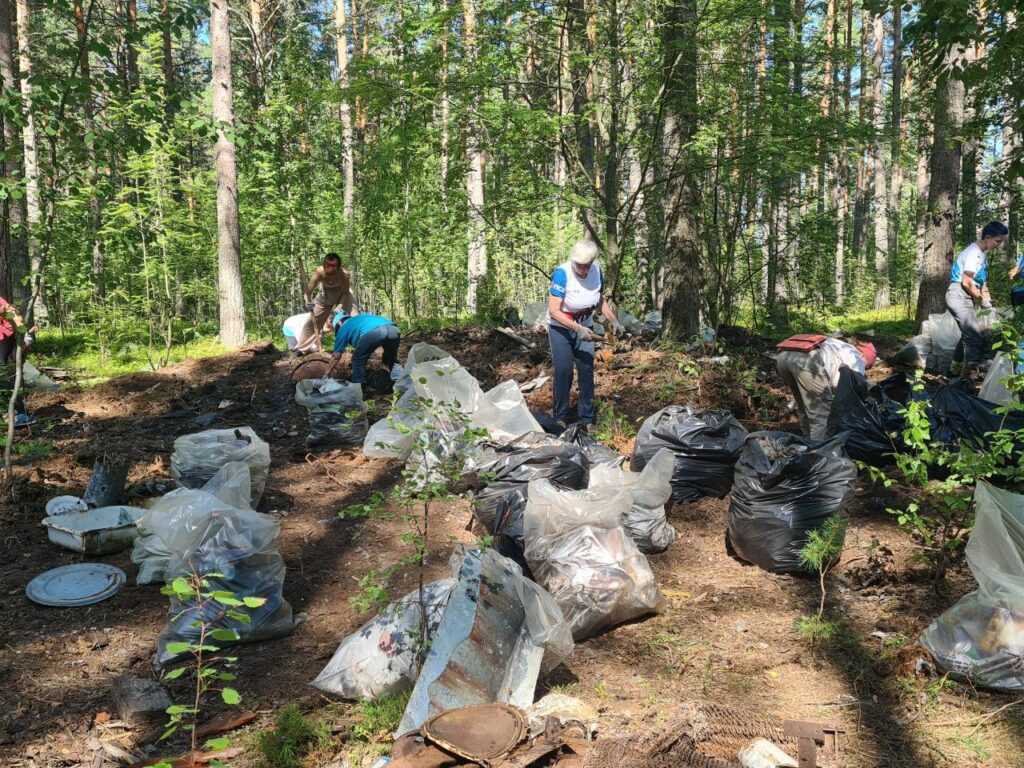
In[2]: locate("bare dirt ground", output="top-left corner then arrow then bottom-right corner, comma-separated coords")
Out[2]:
1,327 -> 1020,767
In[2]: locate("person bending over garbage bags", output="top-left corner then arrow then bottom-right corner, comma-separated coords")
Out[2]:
322,312 -> 403,389
776,334 -> 877,440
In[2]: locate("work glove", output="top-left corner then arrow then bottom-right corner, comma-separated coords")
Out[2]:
610,320 -> 626,336
981,297 -> 993,310
575,325 -> 595,342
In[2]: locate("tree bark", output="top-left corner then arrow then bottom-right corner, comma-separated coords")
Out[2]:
210,0 -> 246,347
14,0 -> 43,320
75,0 -> 104,299
886,3 -> 903,304
914,46 -> 966,327
438,0 -> 449,212
870,12 -> 889,307
851,10 -> 870,265
462,0 -> 487,313
0,0 -> 27,301
126,0 -> 138,88
660,0 -> 701,339
334,0 -> 355,225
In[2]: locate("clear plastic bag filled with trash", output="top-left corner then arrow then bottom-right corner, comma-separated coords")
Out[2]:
524,479 -> 662,639
171,426 -> 271,506
294,379 -> 368,447
589,448 -> 675,553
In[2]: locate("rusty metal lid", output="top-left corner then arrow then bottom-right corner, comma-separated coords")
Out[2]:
422,703 -> 527,762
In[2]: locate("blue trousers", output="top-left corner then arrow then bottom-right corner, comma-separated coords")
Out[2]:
351,324 -> 401,384
548,323 -> 595,425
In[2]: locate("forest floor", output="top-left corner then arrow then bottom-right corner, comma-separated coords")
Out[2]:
1,324 -> 1020,768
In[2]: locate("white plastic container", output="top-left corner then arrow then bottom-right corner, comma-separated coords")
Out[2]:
43,506 -> 146,555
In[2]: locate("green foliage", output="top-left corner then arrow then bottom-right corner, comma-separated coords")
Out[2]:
252,705 -> 331,768
592,401 -> 635,442
795,615 -> 843,644
799,513 -> 848,623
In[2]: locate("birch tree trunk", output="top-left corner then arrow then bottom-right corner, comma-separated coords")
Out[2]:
463,0 -> 487,313
870,12 -> 889,307
14,0 -> 44,320
335,0 -> 355,225
211,0 -> 246,347
914,46 -> 966,326
438,0 -> 449,213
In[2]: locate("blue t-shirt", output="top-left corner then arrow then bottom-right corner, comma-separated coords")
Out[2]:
1016,253 -> 1024,279
332,314 -> 393,353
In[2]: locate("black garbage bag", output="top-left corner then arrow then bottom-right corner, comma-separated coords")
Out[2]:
931,379 -> 1024,449
630,406 -> 747,502
728,431 -> 857,575
826,368 -> 913,466
462,432 -> 589,550
531,410 -> 564,435
559,423 -> 625,467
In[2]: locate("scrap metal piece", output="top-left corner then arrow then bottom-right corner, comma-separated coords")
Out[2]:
397,550 -> 546,735
782,720 -> 844,768
422,703 -> 526,762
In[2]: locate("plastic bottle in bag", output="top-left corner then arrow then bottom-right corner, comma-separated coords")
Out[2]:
171,427 -> 271,507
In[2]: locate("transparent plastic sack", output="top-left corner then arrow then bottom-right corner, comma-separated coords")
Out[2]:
727,432 -> 856,575
615,308 -> 642,335
924,312 -> 961,356
640,311 -> 662,337
132,462 -> 254,584
630,406 -> 747,502
171,427 -> 271,507
523,302 -> 549,329
471,381 -> 542,441
921,482 -> 1024,691
294,379 -> 368,447
362,388 -> 430,460
311,579 -> 457,700
143,463 -> 293,667
889,334 -> 931,370
394,343 -> 452,394
980,353 -> 1014,406
589,448 -> 676,553
524,479 -> 662,639
411,356 -> 484,415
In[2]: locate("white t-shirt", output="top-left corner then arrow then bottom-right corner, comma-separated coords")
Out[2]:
282,313 -> 311,339
547,260 -> 604,326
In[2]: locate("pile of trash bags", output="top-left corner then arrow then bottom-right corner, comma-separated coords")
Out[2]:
523,479 -> 662,639
921,482 -> 1024,691
631,406 -> 748,502
891,310 -> 1010,373
171,426 -> 271,506
463,432 -> 589,555
313,546 -> 573,710
133,463 -> 293,667
559,423 -> 624,467
727,432 -> 856,575
294,379 -> 368,447
589,448 -> 676,553
829,368 -> 1024,467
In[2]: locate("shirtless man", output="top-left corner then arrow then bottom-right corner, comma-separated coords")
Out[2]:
303,253 -> 356,352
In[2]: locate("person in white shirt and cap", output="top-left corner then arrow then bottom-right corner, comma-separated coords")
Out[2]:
546,239 -> 625,430
776,336 -> 877,440
281,312 -> 323,356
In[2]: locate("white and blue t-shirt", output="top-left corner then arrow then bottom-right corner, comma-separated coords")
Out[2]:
950,242 -> 988,287
547,260 -> 604,327
1015,253 -> 1024,279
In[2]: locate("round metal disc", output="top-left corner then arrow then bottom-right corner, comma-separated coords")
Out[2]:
26,563 -> 127,607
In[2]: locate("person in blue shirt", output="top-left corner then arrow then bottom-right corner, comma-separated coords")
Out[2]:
322,313 -> 402,386
1009,252 -> 1024,307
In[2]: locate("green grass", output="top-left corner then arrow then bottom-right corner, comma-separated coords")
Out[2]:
252,704 -> 332,768
32,329 -> 230,383
0,436 -> 55,460
783,306 -> 917,341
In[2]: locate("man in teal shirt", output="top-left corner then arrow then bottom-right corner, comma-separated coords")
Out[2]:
323,313 -> 402,385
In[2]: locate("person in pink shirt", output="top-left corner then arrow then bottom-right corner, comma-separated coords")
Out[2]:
0,296 -> 34,427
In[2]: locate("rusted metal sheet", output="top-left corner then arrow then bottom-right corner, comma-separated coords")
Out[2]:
397,549 -> 545,735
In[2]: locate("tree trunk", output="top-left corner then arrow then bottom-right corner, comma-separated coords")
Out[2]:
438,0 -> 449,212
463,0 -> 487,313
335,0 -> 355,225
126,0 -> 138,88
600,0 -> 623,299
914,46 -> 966,327
660,0 -> 701,340
0,0 -> 27,301
211,0 -> 246,347
161,0 -> 174,122
886,3 -> 903,304
75,0 -> 104,299
14,0 -> 43,320
851,10 -> 870,265
870,12 -> 889,307
554,11 -> 570,190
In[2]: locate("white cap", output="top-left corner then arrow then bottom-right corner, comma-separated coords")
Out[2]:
569,239 -> 599,265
